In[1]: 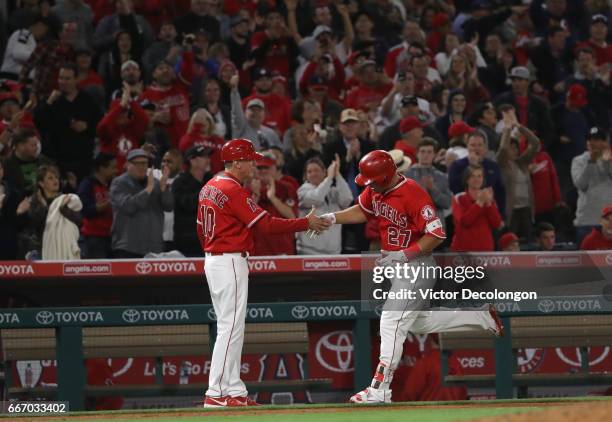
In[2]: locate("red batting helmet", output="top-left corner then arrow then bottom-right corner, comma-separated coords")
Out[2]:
355,150 -> 397,187
221,138 -> 263,162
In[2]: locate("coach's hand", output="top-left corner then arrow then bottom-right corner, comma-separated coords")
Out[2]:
306,206 -> 332,233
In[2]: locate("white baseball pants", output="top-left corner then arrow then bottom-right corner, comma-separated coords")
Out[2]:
204,253 -> 249,398
374,255 -> 494,390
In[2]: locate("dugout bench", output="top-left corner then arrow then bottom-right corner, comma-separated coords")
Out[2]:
0,301 -> 374,410
440,314 -> 612,398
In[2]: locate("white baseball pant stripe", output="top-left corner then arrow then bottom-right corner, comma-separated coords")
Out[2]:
376,255 -> 494,390
204,253 -> 249,398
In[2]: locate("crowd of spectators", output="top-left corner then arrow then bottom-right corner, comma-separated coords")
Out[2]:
0,0 -> 611,260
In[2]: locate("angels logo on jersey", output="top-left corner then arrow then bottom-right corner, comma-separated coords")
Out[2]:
247,198 -> 258,212
420,205 -> 436,220
118,137 -> 133,155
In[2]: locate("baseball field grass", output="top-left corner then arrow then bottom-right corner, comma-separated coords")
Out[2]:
4,397 -> 612,422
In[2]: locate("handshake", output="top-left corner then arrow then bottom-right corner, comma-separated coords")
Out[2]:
305,207 -> 336,238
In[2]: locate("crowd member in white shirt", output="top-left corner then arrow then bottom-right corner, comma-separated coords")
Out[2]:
1,14 -> 50,80
297,155 -> 353,255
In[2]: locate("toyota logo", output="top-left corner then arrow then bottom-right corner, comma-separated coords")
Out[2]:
538,299 -> 555,313
122,309 -> 141,323
135,262 -> 152,274
315,331 -> 354,373
36,311 -> 54,325
291,305 -> 309,319
207,308 -> 217,321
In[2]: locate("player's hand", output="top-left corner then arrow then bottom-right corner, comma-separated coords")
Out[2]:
306,206 -> 332,234
376,250 -> 409,267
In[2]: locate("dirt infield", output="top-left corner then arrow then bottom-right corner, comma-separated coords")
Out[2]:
474,400 -> 612,422
2,398 -> 594,421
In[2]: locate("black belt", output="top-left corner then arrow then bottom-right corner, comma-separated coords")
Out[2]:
206,252 -> 248,257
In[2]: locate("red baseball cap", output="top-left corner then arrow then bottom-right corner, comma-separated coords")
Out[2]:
567,84 -> 588,108
400,116 -> 423,134
448,121 -> 476,139
499,232 -> 519,250
431,13 -> 450,29
256,155 -> 276,168
602,205 -> 612,218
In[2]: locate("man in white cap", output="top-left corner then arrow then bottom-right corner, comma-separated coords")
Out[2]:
229,73 -> 281,150
493,66 -> 553,148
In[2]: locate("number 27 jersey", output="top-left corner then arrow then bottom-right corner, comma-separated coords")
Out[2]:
358,175 -> 446,251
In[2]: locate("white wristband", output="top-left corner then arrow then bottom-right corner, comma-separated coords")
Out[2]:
321,213 -> 336,224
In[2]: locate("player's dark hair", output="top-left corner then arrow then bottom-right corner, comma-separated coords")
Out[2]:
536,222 -> 555,237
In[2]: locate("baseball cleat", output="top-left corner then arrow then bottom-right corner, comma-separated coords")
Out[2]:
227,396 -> 261,406
349,387 -> 392,404
488,305 -> 504,337
203,395 -> 230,408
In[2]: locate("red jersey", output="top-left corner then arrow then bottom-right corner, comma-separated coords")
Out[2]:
345,82 -> 392,111
451,191 -> 502,252
97,100 -> 150,171
178,124 -> 225,174
250,32 -> 294,78
358,176 -> 445,251
197,172 -> 308,253
242,92 -> 292,135
528,150 -> 561,215
77,70 -> 104,89
252,179 -> 298,256
580,228 -> 612,251
141,51 -> 194,148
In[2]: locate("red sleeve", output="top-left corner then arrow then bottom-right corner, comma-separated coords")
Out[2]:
453,194 -> 485,228
299,61 -> 318,95
254,213 -> 309,234
331,57 -> 346,93
384,48 -> 400,78
179,123 -> 203,152
358,188 -> 374,215
250,31 -> 266,50
344,88 -> 358,109
96,100 -> 124,145
409,186 -> 446,239
178,50 -> 195,88
547,154 -> 561,204
127,101 -> 150,140
228,186 -> 269,228
484,203 -> 502,229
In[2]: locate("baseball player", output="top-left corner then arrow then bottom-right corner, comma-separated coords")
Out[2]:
198,138 -> 330,408
315,150 -> 504,404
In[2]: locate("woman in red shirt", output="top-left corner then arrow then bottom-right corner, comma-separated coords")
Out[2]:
179,109 -> 225,174
451,164 -> 503,251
